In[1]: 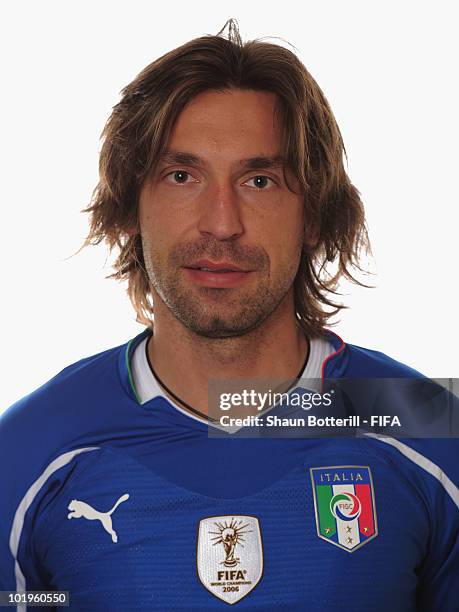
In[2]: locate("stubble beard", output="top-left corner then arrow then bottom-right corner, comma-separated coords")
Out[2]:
141,237 -> 301,339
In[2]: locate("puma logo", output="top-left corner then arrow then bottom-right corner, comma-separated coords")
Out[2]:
67,493 -> 130,543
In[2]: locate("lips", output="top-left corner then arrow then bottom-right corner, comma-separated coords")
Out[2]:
182,260 -> 253,288
185,259 -> 249,273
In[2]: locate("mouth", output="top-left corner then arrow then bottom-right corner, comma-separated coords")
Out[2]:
184,260 -> 251,273
182,260 -> 253,287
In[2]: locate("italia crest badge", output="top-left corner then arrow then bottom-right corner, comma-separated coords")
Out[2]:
310,465 -> 378,553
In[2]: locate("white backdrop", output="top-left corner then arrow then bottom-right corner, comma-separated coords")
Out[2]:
1,0 -> 458,410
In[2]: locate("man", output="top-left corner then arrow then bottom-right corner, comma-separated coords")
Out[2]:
1,20 -> 458,611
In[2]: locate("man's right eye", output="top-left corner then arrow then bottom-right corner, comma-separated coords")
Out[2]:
165,170 -> 196,184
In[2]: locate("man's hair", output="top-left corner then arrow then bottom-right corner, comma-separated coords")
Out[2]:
82,19 -> 371,338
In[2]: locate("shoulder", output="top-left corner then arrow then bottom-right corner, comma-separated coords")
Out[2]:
0,340 -> 129,512
0,337 -> 135,545
362,435 -> 459,490
324,330 -> 425,378
324,333 -> 459,498
0,340 -> 125,435
346,342 -> 425,378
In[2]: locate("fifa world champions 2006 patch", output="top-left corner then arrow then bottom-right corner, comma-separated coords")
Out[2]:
310,465 -> 378,553
197,515 -> 263,605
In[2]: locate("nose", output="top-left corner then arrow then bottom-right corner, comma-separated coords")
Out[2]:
196,183 -> 244,241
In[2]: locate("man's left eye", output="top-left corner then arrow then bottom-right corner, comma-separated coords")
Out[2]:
245,176 -> 276,189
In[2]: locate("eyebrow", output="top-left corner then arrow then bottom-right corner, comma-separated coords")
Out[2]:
158,148 -> 286,171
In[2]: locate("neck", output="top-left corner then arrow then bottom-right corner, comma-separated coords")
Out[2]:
146,288 -> 308,417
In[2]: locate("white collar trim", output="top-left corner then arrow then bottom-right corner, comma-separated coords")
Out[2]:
130,335 -> 336,427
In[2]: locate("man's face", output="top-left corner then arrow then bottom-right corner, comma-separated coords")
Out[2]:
138,88 -> 305,338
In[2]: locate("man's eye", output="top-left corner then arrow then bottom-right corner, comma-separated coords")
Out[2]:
245,175 -> 276,189
165,170 -> 195,184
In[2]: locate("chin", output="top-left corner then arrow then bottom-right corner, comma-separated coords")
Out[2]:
191,327 -> 247,339
182,314 -> 266,339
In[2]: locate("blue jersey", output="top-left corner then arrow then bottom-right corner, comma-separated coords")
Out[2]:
1,328 -> 458,611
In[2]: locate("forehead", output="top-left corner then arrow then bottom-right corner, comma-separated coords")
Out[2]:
167,89 -> 282,155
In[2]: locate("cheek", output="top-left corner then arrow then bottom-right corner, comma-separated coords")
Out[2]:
139,219 -> 163,272
263,210 -> 303,262
275,239 -> 303,276
139,205 -> 172,253
140,194 -> 193,240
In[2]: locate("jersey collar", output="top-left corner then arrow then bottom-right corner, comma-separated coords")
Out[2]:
118,326 -> 349,404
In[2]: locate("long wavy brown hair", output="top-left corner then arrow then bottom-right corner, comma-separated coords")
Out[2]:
81,19 -> 372,338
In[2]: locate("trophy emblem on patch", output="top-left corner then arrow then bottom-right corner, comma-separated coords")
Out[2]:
210,517 -> 251,567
